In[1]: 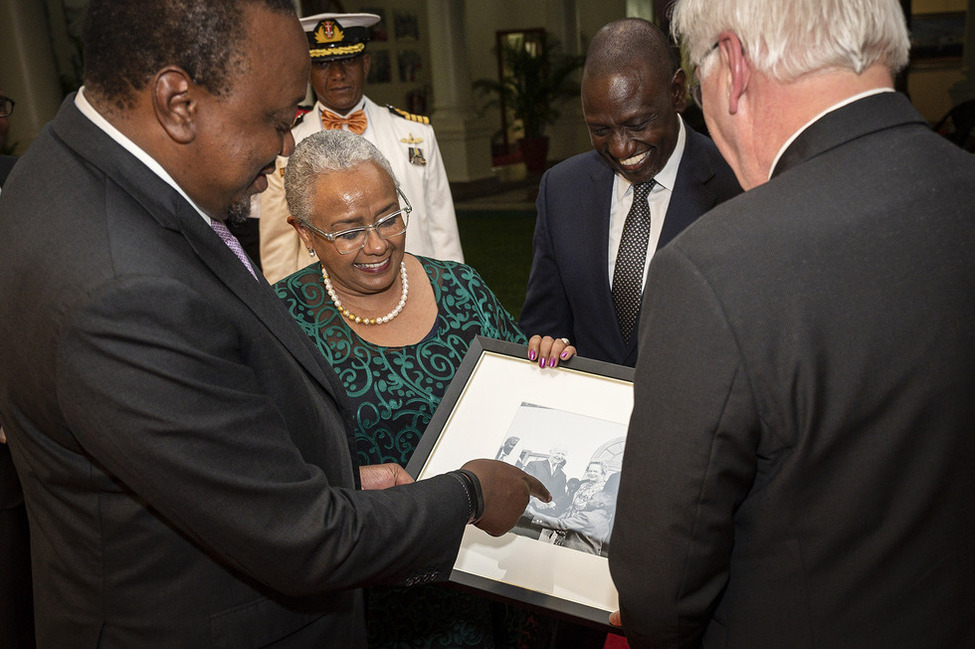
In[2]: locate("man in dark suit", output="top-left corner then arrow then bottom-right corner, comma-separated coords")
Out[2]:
0,2 -> 547,647
494,435 -> 520,462
0,75 -> 33,649
520,18 -> 740,367
523,447 -> 569,509
0,438 -> 31,649
611,0 -> 975,646
0,156 -> 14,183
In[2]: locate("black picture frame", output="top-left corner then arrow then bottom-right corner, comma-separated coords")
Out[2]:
366,50 -> 392,84
393,10 -> 420,41
407,337 -> 634,630
910,12 -> 966,63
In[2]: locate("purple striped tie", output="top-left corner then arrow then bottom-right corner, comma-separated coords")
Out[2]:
210,219 -> 258,279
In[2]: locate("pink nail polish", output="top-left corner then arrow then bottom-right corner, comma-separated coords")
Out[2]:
539,358 -> 545,368
560,350 -> 569,359
529,350 -> 537,361
549,357 -> 556,367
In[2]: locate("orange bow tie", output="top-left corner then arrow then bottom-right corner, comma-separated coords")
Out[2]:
320,109 -> 367,135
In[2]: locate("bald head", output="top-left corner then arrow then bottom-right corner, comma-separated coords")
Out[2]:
581,18 -> 686,186
583,18 -> 679,88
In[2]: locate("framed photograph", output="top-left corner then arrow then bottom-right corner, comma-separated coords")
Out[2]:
393,10 -> 420,41
366,50 -> 391,84
397,50 -> 423,83
407,337 -> 634,629
910,12 -> 965,63
360,7 -> 389,42
405,86 -> 429,116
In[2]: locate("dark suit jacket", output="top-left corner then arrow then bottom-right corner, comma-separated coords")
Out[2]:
0,153 -> 20,511
0,155 -> 16,186
519,126 -> 741,366
523,458 -> 568,506
0,97 -> 470,648
0,153 -> 34,649
612,92 -> 975,648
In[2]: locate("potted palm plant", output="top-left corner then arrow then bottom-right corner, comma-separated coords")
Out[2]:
474,32 -> 584,174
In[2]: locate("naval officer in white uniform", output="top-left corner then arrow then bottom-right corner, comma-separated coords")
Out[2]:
259,12 -> 463,283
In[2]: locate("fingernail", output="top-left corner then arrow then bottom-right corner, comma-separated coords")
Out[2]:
548,357 -> 556,367
539,358 -> 545,368
529,350 -> 537,361
560,350 -> 569,359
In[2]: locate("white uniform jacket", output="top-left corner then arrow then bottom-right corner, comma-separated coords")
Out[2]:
259,96 -> 463,283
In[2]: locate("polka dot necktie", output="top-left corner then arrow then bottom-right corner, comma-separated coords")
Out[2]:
611,180 -> 655,342
210,219 -> 258,279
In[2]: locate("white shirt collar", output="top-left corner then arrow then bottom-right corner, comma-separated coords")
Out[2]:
769,87 -> 894,180
74,87 -> 212,224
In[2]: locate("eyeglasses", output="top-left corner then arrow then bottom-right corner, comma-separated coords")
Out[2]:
303,187 -> 412,255
688,42 -> 720,109
0,96 -> 14,118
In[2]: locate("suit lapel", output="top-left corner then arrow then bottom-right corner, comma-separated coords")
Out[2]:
53,97 -> 348,406
659,129 -> 718,250
773,92 -> 925,178
176,204 -> 350,401
582,154 -> 637,357
627,129 -> 721,361
585,155 -> 618,313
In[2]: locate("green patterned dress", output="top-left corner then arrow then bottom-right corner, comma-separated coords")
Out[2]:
275,257 -> 543,649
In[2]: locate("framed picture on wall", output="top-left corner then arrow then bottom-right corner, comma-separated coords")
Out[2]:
910,12 -> 965,63
393,10 -> 420,41
367,50 -> 391,84
405,87 -> 428,115
406,337 -> 634,629
360,7 -> 388,41
397,50 -> 423,83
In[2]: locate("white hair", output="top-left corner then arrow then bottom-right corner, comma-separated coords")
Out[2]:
671,0 -> 910,83
284,129 -> 399,226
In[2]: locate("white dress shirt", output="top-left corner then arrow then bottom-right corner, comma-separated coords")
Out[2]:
607,115 -> 688,289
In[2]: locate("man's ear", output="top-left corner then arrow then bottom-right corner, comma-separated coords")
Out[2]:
671,68 -> 688,113
720,32 -> 750,115
153,67 -> 196,144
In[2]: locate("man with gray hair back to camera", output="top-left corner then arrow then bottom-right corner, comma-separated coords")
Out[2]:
611,0 -> 975,647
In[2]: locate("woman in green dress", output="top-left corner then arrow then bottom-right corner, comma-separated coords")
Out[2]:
274,129 -> 574,649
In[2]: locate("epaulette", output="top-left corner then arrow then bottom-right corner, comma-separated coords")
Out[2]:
292,104 -> 313,127
387,105 -> 430,125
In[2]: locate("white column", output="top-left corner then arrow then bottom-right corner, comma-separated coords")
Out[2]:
554,0 -> 580,57
546,0 -> 589,163
626,0 -> 655,21
425,0 -> 494,183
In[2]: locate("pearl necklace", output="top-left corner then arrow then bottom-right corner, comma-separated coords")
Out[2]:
322,261 -> 408,325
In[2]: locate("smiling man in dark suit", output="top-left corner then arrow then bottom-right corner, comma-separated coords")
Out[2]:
0,2 -> 547,647
611,0 -> 975,646
519,18 -> 740,367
